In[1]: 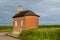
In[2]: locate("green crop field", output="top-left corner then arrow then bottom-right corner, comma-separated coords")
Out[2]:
19,25 -> 60,40
0,26 -> 13,32
0,25 -> 60,40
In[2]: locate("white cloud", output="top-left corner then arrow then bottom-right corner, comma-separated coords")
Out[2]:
0,19 -> 2,21
50,7 -> 60,11
48,0 -> 60,2
0,0 -> 9,4
44,0 -> 60,3
40,13 -> 49,17
2,11 -> 13,15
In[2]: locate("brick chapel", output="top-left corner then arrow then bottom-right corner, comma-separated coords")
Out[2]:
12,6 -> 40,34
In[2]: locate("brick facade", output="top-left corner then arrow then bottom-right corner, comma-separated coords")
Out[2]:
12,16 -> 39,34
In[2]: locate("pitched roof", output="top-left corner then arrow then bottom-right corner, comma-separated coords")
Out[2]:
12,10 -> 40,18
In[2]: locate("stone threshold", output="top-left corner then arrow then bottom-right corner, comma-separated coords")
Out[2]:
6,33 -> 20,39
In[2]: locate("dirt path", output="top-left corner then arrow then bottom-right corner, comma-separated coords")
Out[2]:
0,32 -> 20,40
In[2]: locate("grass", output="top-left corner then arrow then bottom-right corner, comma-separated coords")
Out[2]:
0,26 -> 12,32
0,25 -> 60,40
19,25 -> 60,40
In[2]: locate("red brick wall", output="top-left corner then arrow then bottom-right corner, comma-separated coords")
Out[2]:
13,17 -> 25,33
24,16 -> 38,30
12,16 -> 39,33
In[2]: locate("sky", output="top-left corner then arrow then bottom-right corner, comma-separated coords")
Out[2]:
0,0 -> 60,25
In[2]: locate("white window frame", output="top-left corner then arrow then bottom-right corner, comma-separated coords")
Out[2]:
21,20 -> 24,27
15,21 -> 17,27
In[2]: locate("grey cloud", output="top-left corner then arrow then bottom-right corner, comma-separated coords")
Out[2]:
0,0 -> 60,25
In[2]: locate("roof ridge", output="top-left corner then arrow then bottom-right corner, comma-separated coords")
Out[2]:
13,10 -> 40,18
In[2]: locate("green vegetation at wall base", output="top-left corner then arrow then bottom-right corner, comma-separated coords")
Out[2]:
19,28 -> 60,40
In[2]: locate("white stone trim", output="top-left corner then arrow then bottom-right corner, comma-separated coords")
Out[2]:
21,20 -> 24,27
15,21 -> 17,27
12,31 -> 20,34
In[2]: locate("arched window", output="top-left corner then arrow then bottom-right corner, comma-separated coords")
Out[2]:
15,21 -> 17,27
21,19 -> 24,27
